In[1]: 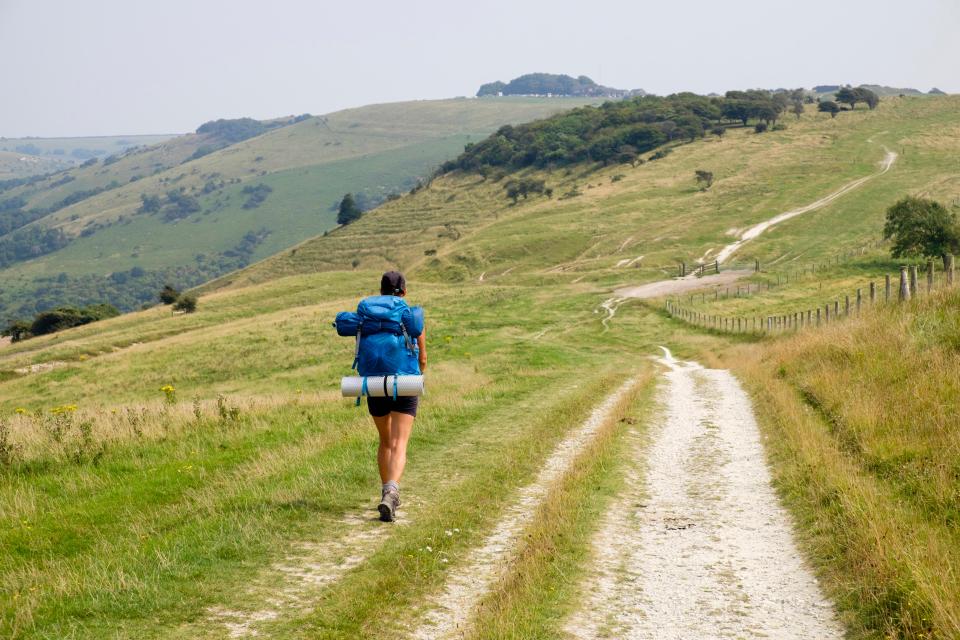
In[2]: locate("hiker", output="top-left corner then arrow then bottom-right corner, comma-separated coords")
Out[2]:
335,271 -> 426,521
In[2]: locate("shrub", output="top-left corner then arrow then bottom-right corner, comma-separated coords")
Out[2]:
754,122 -> 768,133
173,294 -> 197,313
139,193 -> 161,213
2,320 -> 32,342
648,148 -> 672,161
28,303 -> 118,336
241,183 -> 273,209
695,170 -> 714,190
503,177 -> 546,203
818,100 -> 841,118
883,196 -> 960,266
772,123 -> 788,131
159,285 -> 180,304
337,193 -> 362,225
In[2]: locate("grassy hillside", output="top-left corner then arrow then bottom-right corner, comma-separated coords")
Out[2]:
0,151 -> 73,179
220,96 -> 960,291
0,98 -> 596,320
0,134 -> 175,163
2,95 -> 959,639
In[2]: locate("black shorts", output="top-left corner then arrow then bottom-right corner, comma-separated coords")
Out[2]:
367,395 -> 419,417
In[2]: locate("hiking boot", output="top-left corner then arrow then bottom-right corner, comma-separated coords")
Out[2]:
378,489 -> 400,522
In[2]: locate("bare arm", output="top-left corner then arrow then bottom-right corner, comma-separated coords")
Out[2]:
417,328 -> 427,372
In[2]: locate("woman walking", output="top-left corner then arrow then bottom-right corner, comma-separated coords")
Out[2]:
339,271 -> 426,521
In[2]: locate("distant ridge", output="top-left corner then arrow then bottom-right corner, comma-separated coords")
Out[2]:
812,83 -> 947,97
477,73 -> 645,98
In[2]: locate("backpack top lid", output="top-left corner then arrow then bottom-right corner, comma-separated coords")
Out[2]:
356,295 -> 424,339
357,295 -> 408,320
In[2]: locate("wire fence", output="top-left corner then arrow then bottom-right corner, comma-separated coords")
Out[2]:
665,255 -> 956,334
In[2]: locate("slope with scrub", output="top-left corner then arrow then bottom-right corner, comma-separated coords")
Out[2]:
0,98 -> 596,319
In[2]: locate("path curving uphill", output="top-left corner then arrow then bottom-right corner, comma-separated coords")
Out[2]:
715,148 -> 898,264
566,347 -> 844,639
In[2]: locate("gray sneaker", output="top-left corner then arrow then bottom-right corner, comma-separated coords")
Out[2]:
378,489 -> 400,522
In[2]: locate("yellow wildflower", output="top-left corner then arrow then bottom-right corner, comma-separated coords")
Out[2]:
14,407 -> 28,415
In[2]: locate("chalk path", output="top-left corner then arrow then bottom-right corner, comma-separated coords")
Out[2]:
408,378 -> 638,639
565,348 -> 844,639
714,149 -> 898,264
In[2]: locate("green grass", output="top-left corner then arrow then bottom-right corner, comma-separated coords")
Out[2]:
0,134 -> 174,160
2,95 -> 960,639
0,262 -> 678,638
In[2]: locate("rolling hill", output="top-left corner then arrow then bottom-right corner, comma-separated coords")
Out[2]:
0,98 -> 597,320
2,94 -> 959,639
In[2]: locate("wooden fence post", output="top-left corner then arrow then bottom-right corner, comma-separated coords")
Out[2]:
856,288 -> 862,314
680,263 -> 685,277
825,304 -> 830,323
816,308 -> 821,326
755,259 -> 760,272
845,295 -> 850,316
869,282 -> 876,304
927,259 -> 934,294
947,254 -> 955,286
715,260 -> 719,274
899,266 -> 910,301
834,301 -> 840,317
909,265 -> 918,296
885,274 -> 891,302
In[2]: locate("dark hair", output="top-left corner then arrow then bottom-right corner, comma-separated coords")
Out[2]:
380,271 -> 406,295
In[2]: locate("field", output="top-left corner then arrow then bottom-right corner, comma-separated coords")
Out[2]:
0,151 -> 73,179
2,96 -> 959,638
0,98 -> 596,318
0,134 -> 176,161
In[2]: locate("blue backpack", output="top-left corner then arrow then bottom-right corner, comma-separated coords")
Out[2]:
334,295 -> 424,379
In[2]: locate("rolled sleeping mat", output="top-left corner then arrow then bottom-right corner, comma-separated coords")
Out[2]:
341,375 -> 425,398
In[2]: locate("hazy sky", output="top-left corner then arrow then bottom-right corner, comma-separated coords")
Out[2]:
1,0 -> 957,137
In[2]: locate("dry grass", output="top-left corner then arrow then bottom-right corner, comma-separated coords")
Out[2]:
727,287 -> 960,638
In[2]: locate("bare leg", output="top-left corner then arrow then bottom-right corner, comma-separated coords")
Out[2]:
385,411 -> 415,483
373,414 -> 392,484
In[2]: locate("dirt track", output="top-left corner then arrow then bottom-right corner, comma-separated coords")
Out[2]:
410,378 -> 638,640
565,348 -> 843,639
715,149 -> 898,264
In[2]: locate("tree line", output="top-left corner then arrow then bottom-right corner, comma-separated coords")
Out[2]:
440,90 -> 814,173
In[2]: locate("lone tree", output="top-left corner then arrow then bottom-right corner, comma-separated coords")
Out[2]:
883,196 -> 960,268
159,284 -> 180,304
1,320 -> 32,343
695,170 -> 714,191
791,101 -> 804,120
173,294 -> 198,314
711,125 -> 726,139
835,86 -> 880,110
337,193 -> 362,225
818,100 -> 841,118
835,87 -> 859,110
